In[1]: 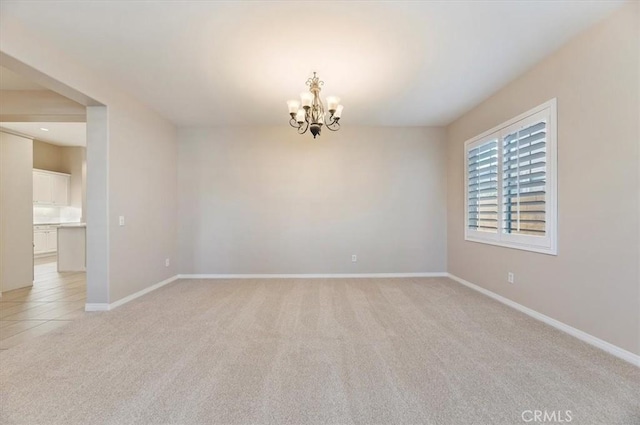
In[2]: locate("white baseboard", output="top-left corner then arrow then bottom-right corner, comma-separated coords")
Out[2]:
447,273 -> 640,368
84,275 -> 178,312
84,303 -> 109,311
177,272 -> 448,279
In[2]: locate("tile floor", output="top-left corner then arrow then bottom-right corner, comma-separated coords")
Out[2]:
0,255 -> 86,350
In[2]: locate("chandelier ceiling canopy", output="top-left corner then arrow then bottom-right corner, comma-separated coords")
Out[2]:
287,72 -> 343,139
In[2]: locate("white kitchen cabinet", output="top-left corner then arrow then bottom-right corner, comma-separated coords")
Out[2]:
33,230 -> 48,253
33,169 -> 70,206
57,225 -> 86,272
51,175 -> 69,206
34,225 -> 58,255
33,171 -> 53,205
46,228 -> 58,251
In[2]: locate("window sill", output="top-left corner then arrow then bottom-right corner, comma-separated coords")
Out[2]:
464,236 -> 557,256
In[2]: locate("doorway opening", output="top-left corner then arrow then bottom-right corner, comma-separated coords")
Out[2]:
0,56 -> 108,349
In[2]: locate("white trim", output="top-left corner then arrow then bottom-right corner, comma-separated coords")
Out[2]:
33,168 -> 71,178
84,275 -> 178,312
447,274 -> 640,367
84,303 -> 109,311
109,275 -> 179,309
464,237 -> 559,255
177,272 -> 448,279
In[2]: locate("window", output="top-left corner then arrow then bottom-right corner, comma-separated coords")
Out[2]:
467,138 -> 499,235
465,99 -> 557,255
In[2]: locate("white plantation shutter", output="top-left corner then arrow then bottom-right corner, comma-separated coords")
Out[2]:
467,139 -> 498,233
502,120 -> 547,236
464,99 -> 557,255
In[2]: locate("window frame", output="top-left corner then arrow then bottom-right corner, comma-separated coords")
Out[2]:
464,99 -> 558,255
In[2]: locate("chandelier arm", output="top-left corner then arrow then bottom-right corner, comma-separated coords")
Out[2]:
289,118 -> 301,129
324,115 -> 340,131
326,121 -> 341,131
297,120 -> 309,135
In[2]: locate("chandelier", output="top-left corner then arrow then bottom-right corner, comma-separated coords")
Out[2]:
287,72 -> 343,138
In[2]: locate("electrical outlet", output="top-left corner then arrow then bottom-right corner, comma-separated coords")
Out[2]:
508,272 -> 515,284
165,258 -> 170,267
118,216 -> 125,226
352,254 -> 357,263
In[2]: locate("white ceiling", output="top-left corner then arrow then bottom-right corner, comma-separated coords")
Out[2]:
0,66 -> 45,90
0,122 -> 86,147
0,1 -> 624,127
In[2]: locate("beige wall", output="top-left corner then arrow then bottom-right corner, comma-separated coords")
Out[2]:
0,89 -> 85,122
446,3 -> 639,355
60,146 -> 86,213
33,139 -> 66,173
0,131 -> 33,292
179,126 -> 447,274
108,104 -> 177,301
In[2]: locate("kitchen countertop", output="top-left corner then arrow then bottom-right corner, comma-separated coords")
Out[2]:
34,222 -> 84,227
57,223 -> 86,228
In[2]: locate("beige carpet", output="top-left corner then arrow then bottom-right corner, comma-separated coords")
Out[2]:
1,277 -> 638,424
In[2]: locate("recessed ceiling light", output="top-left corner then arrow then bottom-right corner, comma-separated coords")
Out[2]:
40,128 -> 49,132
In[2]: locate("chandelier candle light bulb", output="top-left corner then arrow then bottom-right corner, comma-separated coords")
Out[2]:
296,109 -> 306,124
300,92 -> 313,108
287,100 -> 300,116
326,96 -> 340,112
287,72 -> 342,138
